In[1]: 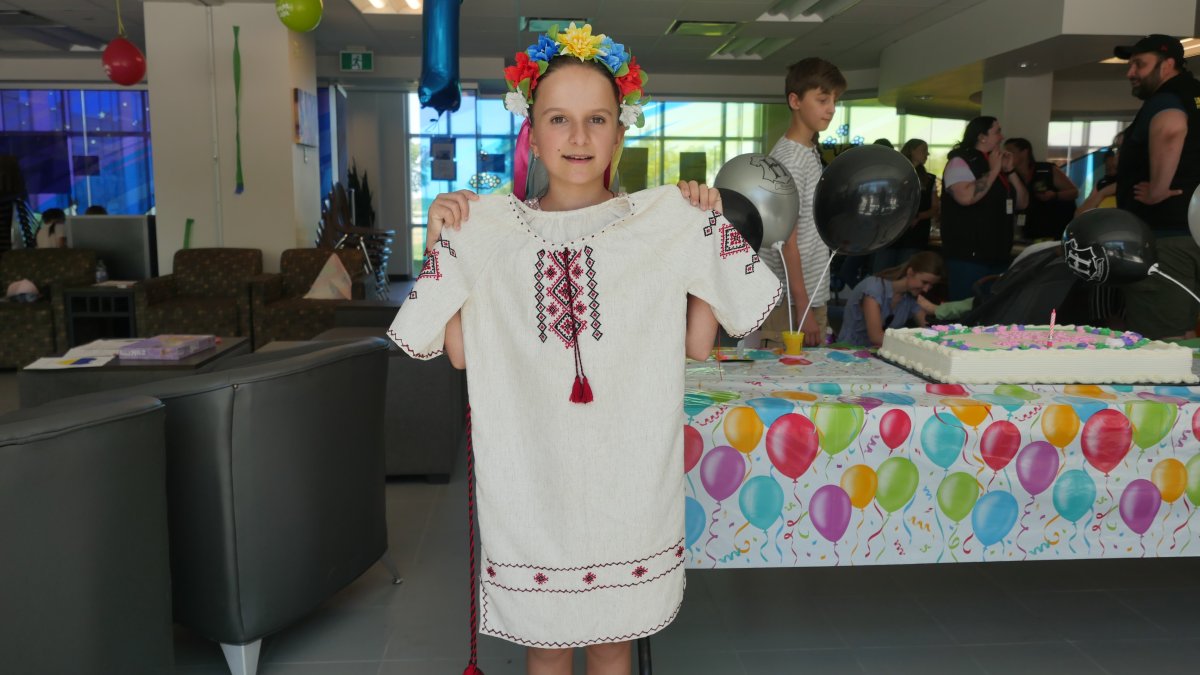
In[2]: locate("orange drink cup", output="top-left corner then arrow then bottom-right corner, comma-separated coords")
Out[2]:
782,330 -> 803,355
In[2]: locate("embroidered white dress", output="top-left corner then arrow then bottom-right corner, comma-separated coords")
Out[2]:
388,185 -> 781,647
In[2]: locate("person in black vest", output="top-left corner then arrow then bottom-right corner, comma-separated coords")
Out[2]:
1005,137 -> 1079,241
940,116 -> 1029,300
1114,34 -> 1200,339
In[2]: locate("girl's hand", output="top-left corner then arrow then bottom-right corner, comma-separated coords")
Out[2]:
427,190 -> 480,250
916,294 -> 939,315
677,180 -> 723,212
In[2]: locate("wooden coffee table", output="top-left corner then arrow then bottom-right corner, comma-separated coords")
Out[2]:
17,337 -> 251,408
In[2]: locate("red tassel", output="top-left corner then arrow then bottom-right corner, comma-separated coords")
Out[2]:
570,376 -> 584,403
578,376 -> 594,403
463,665 -> 485,675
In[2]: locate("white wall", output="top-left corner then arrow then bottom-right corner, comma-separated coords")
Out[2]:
144,0 -> 317,273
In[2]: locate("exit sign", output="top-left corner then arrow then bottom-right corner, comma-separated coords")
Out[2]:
340,51 -> 374,72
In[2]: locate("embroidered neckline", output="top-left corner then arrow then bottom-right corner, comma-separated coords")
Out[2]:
507,192 -> 637,247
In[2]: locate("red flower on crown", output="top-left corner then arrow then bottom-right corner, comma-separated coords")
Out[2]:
615,56 -> 643,99
504,52 -> 541,92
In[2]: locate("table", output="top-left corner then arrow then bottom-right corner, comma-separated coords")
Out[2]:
18,337 -> 251,408
63,285 -> 137,347
683,347 -> 1200,568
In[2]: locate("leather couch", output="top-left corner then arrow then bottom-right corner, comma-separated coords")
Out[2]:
0,395 -> 173,675
57,338 -> 393,675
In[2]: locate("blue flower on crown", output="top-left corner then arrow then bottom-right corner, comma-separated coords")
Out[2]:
597,37 -> 628,74
526,35 -> 559,62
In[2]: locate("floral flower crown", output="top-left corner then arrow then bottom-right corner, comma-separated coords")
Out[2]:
503,23 -> 648,128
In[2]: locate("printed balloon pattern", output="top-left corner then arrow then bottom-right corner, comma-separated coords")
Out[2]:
679,349 -> 1200,567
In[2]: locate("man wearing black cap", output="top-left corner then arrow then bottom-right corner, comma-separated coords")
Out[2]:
1114,34 -> 1200,339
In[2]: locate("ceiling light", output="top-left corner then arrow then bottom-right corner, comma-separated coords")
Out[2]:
915,94 -> 933,101
350,0 -> 420,15
522,17 -> 590,33
759,0 -> 862,23
404,0 -> 422,9
666,21 -> 738,37
368,0 -> 386,8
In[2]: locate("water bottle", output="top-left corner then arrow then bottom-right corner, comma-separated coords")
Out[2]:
95,259 -> 108,283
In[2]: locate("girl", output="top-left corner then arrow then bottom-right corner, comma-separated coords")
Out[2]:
837,251 -> 944,347
388,24 -> 781,675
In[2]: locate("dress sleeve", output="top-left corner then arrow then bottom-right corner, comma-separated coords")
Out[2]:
685,208 -> 784,338
387,235 -> 473,359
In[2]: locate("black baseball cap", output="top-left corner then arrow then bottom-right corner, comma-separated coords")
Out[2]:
1114,34 -> 1185,63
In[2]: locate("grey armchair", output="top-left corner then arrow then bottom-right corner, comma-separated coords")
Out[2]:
0,396 -> 173,675
64,337 -> 395,675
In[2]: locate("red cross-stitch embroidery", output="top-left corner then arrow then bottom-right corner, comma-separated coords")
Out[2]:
418,248 -> 441,281
533,247 -> 602,347
486,566 -> 496,578
631,565 -> 648,578
719,222 -> 750,259
582,572 -> 596,585
533,573 -> 549,585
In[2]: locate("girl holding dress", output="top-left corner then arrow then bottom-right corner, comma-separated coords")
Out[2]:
389,24 -> 781,675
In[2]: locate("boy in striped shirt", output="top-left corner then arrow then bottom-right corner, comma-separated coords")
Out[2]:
757,57 -> 846,347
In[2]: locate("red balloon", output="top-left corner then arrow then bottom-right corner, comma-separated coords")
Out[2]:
684,425 -> 703,474
927,383 -> 967,396
766,413 -> 819,480
879,409 -> 911,450
102,36 -> 146,86
980,420 -> 1021,471
1081,409 -> 1133,475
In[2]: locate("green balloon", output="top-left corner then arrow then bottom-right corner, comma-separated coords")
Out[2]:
276,0 -> 323,33
812,402 -> 865,456
1186,454 -> 1200,507
1126,401 -> 1177,449
937,471 -> 979,522
994,384 -> 1039,401
875,457 -> 919,512
707,390 -> 741,404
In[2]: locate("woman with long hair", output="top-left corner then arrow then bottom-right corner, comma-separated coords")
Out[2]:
874,138 -> 939,271
940,116 -> 1028,300
836,251 -> 944,347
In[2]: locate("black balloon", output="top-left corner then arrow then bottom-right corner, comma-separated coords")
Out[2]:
1061,208 -> 1157,284
715,188 -> 764,252
812,145 -> 921,255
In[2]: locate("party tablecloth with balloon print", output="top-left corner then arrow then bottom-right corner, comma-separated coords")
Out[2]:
682,348 -> 1200,567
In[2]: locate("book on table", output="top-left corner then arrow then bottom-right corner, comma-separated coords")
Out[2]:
118,335 -> 217,361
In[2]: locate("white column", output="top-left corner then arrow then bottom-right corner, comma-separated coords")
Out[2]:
982,73 -> 1054,159
144,1 -> 318,273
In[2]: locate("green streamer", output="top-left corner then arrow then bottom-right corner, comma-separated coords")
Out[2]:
233,25 -> 244,194
183,218 -> 194,249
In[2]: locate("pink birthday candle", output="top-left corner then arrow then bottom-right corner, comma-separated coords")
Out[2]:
1047,309 -> 1057,347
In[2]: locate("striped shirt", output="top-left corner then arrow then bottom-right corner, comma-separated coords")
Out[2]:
759,136 -> 830,308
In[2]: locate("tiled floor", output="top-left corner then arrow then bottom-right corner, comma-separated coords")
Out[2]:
3,369 -> 1199,674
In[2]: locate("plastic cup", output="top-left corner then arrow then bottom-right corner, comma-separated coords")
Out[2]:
782,330 -> 804,355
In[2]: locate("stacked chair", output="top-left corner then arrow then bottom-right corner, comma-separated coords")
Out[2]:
316,184 -> 395,300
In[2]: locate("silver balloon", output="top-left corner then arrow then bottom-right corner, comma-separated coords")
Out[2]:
714,153 -> 800,250
1188,183 -> 1200,248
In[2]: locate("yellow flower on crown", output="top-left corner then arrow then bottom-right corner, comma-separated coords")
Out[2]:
555,22 -> 604,61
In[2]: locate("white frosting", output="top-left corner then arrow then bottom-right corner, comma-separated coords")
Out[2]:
878,325 -> 1198,384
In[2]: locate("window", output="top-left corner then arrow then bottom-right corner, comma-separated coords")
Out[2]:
403,96 -> 764,274
0,89 -> 154,216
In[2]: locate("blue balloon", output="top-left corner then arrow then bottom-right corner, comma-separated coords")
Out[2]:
747,398 -> 793,427
921,411 -> 966,470
685,497 -> 705,549
1154,385 -> 1200,402
738,475 -> 784,531
972,491 -> 1019,546
1054,395 -> 1106,423
1052,469 -> 1097,522
974,393 -> 1025,414
827,351 -> 864,363
872,391 -> 915,405
418,0 -> 462,114
684,391 -> 713,418
1110,384 -> 1134,393
810,382 -> 843,396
